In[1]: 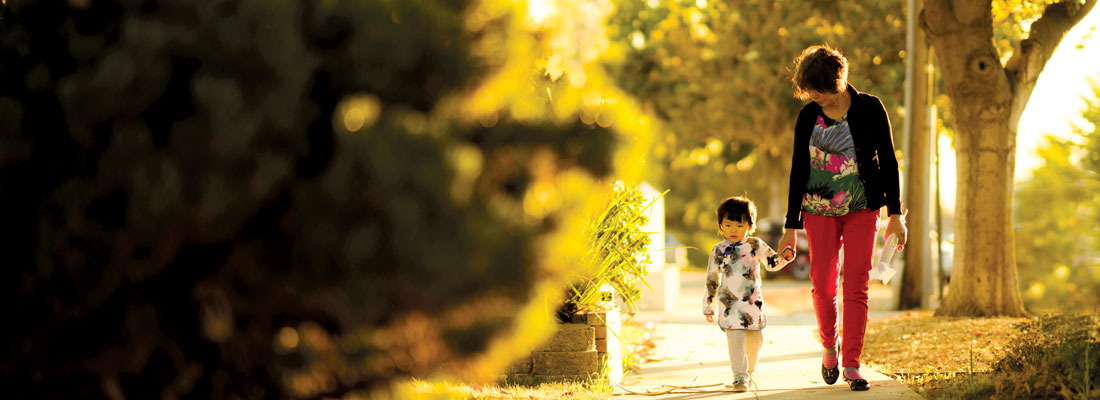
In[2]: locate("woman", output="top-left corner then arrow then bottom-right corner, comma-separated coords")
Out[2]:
776,45 -> 907,391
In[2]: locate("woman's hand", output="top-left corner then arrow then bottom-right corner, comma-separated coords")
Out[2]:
884,213 -> 908,250
777,229 -> 798,261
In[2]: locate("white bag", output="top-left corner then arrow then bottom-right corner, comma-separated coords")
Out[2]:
869,234 -> 898,284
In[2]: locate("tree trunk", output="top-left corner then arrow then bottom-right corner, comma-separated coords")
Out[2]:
922,0 -> 1096,316
923,0 -> 1026,317
937,114 -> 1026,316
762,151 -> 788,223
899,0 -> 931,310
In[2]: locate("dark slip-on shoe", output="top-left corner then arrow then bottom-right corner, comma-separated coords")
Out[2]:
843,375 -> 869,391
821,363 -> 839,385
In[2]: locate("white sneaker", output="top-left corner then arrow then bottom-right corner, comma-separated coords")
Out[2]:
732,376 -> 748,392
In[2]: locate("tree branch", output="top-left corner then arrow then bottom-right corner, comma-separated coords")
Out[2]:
1005,0 -> 1098,87
952,0 -> 989,26
1005,0 -> 1097,124
920,0 -> 953,38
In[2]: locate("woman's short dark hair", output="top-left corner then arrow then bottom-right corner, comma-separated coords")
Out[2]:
791,45 -> 848,100
717,196 -> 756,229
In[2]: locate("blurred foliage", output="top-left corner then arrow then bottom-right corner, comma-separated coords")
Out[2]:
1015,76 -> 1100,314
563,182 -> 656,317
0,0 -> 656,398
603,0 -> 906,266
993,0 -> 1061,58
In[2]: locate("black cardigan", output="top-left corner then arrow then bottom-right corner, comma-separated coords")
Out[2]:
784,84 -> 903,230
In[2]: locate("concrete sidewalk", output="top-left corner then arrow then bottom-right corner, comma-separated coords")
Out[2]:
614,271 -> 921,399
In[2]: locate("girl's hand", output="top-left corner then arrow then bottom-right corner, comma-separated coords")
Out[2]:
705,314 -> 714,323
884,212 -> 908,250
781,247 -> 796,262
777,230 -> 798,261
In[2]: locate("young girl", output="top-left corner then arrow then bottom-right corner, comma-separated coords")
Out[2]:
703,196 -> 790,392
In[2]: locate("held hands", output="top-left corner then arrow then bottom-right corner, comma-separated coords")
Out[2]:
777,229 -> 798,262
781,247 -> 796,262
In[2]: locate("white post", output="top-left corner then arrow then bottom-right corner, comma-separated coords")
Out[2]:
638,182 -> 676,312
599,284 -> 623,384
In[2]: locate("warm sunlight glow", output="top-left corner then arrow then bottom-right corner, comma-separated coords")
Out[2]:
936,129 -> 957,210
526,0 -> 557,27
277,326 -> 299,350
1055,265 -> 1069,279
1028,282 -> 1045,298
1017,7 -> 1100,182
337,94 -> 381,133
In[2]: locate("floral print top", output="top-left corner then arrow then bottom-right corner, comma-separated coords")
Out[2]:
801,114 -> 868,216
703,238 -> 785,331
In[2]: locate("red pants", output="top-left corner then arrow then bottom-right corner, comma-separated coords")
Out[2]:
803,208 -> 880,368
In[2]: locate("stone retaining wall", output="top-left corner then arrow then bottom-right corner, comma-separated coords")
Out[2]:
504,309 -> 622,385
583,309 -> 622,385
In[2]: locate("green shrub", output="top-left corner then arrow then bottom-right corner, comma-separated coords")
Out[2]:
561,183 -> 658,318
991,314 -> 1100,399
914,314 -> 1099,399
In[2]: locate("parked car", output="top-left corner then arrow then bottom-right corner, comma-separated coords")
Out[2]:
938,236 -> 954,283
665,232 -> 689,269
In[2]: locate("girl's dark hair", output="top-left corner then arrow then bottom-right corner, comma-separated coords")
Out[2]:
717,196 -> 756,229
791,45 -> 848,100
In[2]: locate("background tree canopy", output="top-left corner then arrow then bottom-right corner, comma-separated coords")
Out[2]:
0,0 -> 654,397
603,0 -> 906,266
1015,75 -> 1100,313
